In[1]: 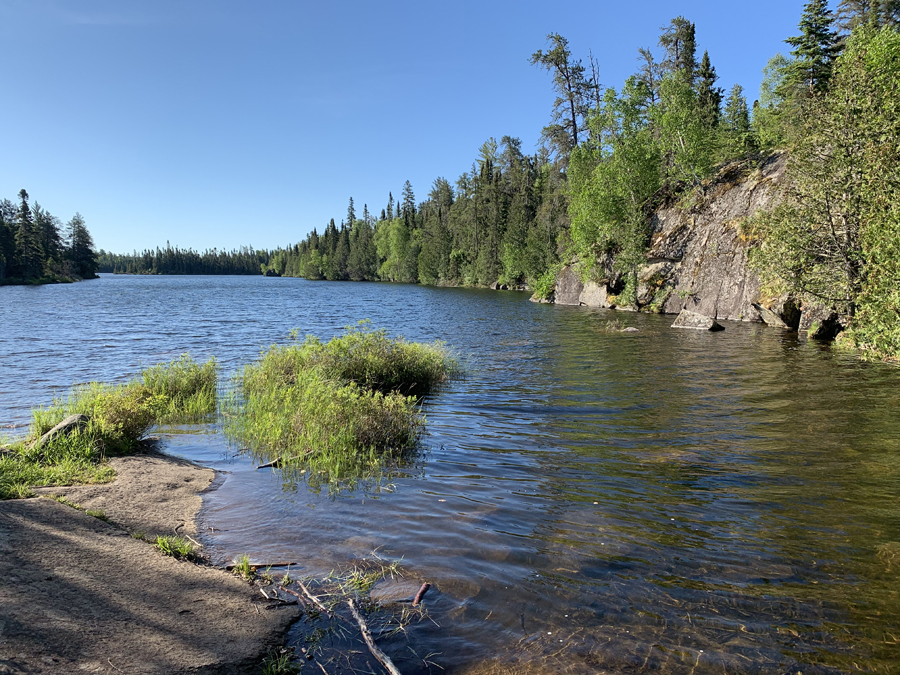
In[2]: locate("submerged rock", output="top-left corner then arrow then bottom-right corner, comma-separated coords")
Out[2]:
32,414 -> 89,449
369,579 -> 425,605
671,309 -> 724,331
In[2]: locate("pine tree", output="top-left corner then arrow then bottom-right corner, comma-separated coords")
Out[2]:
14,189 -> 44,280
696,50 -> 723,127
346,197 -> 356,228
786,0 -> 841,93
530,33 -> 593,155
721,84 -> 756,156
66,213 -> 98,279
837,0 -> 900,31
659,17 -> 697,81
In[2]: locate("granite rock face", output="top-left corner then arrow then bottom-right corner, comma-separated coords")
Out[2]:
548,154 -> 797,324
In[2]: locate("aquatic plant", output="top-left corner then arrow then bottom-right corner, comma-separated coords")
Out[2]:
140,354 -> 219,422
224,323 -> 455,490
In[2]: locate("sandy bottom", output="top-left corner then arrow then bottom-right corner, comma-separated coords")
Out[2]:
0,448 -> 299,674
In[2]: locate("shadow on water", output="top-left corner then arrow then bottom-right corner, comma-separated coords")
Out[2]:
4,276 -> 900,673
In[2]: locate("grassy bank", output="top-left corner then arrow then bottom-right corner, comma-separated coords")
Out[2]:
0,355 -> 217,499
224,322 -> 458,491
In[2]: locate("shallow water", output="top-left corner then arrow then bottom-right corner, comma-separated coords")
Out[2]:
2,275 -> 900,673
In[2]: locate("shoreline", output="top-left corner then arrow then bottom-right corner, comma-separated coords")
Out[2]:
0,443 -> 299,675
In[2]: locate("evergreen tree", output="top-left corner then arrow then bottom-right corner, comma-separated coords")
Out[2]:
786,0 -> 841,93
837,0 -> 900,31
346,197 -> 356,229
14,189 -> 44,280
530,33 -> 593,156
696,50 -> 723,127
720,84 -> 756,156
659,17 -> 697,81
66,213 -> 98,279
636,48 -> 663,104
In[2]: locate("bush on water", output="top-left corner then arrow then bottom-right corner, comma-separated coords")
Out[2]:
224,322 -> 459,490
0,355 -> 218,499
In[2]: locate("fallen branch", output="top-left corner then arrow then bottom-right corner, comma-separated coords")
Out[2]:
298,581 -> 334,618
412,583 -> 430,607
347,598 -> 402,675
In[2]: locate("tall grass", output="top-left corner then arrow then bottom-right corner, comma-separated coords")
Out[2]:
141,354 -> 218,422
281,321 -> 458,397
0,355 -> 218,499
224,323 -> 458,491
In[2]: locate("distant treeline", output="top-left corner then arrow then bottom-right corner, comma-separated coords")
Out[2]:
0,189 -> 98,285
97,245 -> 272,276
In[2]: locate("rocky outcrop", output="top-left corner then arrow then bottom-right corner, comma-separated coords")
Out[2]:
545,154 -> 805,326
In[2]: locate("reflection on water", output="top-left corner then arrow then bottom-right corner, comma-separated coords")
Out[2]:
3,276 -> 900,673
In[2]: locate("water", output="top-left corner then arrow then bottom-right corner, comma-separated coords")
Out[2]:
2,275 -> 899,673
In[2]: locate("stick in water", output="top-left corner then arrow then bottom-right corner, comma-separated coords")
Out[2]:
412,583 -> 430,607
346,598 -> 402,675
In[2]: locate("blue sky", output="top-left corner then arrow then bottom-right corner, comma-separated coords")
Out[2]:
1,0 -> 807,253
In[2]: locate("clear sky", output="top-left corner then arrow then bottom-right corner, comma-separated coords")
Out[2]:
1,0 -> 808,253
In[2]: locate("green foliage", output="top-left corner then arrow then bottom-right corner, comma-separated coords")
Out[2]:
260,650 -> 300,675
232,554 -> 256,581
154,535 -> 199,561
141,354 -> 218,422
224,324 -> 457,491
1,356 -> 220,499
785,0 -> 842,94
0,190 -> 97,285
749,26 -> 900,360
569,79 -> 661,302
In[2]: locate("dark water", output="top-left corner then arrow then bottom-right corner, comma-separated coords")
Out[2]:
2,275 -> 900,673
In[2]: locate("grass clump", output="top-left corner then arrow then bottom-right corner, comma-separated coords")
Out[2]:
141,354 -> 218,422
0,355 -> 218,500
154,535 -> 199,561
285,321 -> 459,397
224,323 -> 456,491
260,649 -> 300,675
232,554 -> 256,581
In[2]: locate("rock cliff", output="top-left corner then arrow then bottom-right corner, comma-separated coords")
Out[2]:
545,153 -> 804,328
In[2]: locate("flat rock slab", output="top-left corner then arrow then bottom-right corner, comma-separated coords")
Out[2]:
2,451 -> 299,675
35,449 -> 213,538
671,309 -> 724,331
369,579 -> 425,605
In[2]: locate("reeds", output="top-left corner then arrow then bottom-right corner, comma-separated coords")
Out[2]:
224,322 -> 459,491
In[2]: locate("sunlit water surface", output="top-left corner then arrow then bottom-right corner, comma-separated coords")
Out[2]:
2,275 -> 899,673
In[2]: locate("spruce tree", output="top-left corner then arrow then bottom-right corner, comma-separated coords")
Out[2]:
14,189 -> 43,280
696,50 -> 723,127
837,0 -> 900,31
786,0 -> 841,93
721,84 -> 756,156
659,17 -> 697,81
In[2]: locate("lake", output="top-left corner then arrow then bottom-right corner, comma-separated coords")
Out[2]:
2,274 -> 899,673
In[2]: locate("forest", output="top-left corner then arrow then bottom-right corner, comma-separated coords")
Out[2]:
0,189 -> 98,285
97,0 -> 900,359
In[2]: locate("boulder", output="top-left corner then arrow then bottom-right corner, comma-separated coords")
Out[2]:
553,266 -> 584,306
671,309 -> 724,331
621,327 -> 640,333
32,414 -> 90,449
752,303 -> 790,329
799,304 -> 843,340
579,281 -> 610,308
